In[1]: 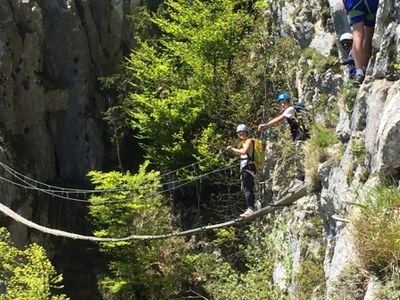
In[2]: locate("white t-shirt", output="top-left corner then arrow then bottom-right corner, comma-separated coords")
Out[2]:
283,106 -> 295,119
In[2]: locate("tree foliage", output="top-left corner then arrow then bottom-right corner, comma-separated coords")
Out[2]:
105,0 -> 301,172
0,228 -> 68,300
189,216 -> 293,299
93,0 -> 303,297
88,162 -> 190,298
126,0 -> 248,168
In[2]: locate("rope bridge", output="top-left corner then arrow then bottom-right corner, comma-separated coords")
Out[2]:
0,184 -> 309,242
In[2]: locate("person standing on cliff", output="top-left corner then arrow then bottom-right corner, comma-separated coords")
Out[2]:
226,124 -> 256,218
257,93 -> 309,142
343,0 -> 380,86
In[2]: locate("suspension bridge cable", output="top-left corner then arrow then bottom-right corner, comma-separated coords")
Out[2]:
0,200 -> 240,241
108,162 -> 239,203
0,161 -> 240,204
0,184 -> 309,242
0,161 -> 192,195
0,153 -> 228,195
86,162 -> 240,205
0,150 -> 228,195
0,162 -> 123,193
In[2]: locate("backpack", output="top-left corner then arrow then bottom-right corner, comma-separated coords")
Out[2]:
252,138 -> 266,171
293,100 -> 311,140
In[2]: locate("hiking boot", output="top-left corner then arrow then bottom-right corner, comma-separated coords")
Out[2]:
240,208 -> 254,218
352,74 -> 364,87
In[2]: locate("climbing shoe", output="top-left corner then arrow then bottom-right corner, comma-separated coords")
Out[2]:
352,74 -> 364,87
240,208 -> 254,218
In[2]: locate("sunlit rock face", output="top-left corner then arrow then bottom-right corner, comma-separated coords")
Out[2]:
264,0 -> 400,298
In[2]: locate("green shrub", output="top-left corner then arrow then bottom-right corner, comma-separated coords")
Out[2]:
374,277 -> 400,300
351,182 -> 400,277
311,123 -> 338,149
347,136 -> 369,183
88,164 -> 191,299
339,81 -> 358,112
327,262 -> 366,300
291,213 -> 326,299
303,123 -> 339,186
293,258 -> 326,300
213,228 -> 237,247
351,137 -> 367,161
0,228 -> 68,300
191,216 -> 293,299
300,47 -> 338,79
267,130 -> 304,191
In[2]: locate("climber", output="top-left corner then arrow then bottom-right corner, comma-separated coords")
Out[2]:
338,32 -> 356,80
343,0 -> 380,86
257,93 -> 309,142
226,124 -> 256,218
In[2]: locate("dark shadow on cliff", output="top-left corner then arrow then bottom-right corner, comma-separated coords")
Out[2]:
45,190 -> 105,299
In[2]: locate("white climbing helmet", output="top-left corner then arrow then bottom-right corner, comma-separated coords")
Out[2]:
236,124 -> 248,133
340,32 -> 353,42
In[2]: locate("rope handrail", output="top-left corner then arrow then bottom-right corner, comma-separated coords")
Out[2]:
0,184 -> 309,242
0,151 -> 228,195
0,162 -> 240,204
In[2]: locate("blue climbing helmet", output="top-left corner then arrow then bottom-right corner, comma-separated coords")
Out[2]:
236,124 -> 248,132
276,93 -> 290,102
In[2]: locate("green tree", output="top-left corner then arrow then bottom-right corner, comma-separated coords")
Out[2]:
0,228 -> 68,300
103,0 -> 302,175
92,1 -> 304,296
88,162 -> 190,299
117,0 -> 272,171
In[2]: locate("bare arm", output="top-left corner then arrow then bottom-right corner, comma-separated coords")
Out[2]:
258,113 -> 286,131
227,138 -> 253,155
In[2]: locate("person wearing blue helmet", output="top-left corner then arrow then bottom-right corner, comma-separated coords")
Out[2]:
226,124 -> 256,218
258,93 -> 308,141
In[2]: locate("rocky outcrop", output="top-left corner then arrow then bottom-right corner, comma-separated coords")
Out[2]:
313,0 -> 400,298
268,0 -> 337,55
0,0 -> 138,245
267,0 -> 400,298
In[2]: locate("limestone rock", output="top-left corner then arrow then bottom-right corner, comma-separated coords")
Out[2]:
0,0 -> 138,245
374,84 -> 400,175
267,0 -> 337,53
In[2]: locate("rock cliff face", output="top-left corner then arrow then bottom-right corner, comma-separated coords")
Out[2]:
0,0 -> 138,245
267,0 -> 400,298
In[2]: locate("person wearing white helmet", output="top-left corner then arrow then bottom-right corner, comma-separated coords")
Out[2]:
340,32 -> 353,43
226,124 -> 256,218
339,32 -> 356,80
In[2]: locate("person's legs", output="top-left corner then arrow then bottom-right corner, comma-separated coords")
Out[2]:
360,0 -> 378,72
346,0 -> 377,85
363,26 -> 375,67
351,20 -> 368,85
242,170 -> 255,210
352,20 -> 365,70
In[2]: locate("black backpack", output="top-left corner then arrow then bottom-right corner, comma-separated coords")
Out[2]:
292,100 -> 311,140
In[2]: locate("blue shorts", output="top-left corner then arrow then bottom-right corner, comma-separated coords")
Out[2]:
345,0 -> 379,27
